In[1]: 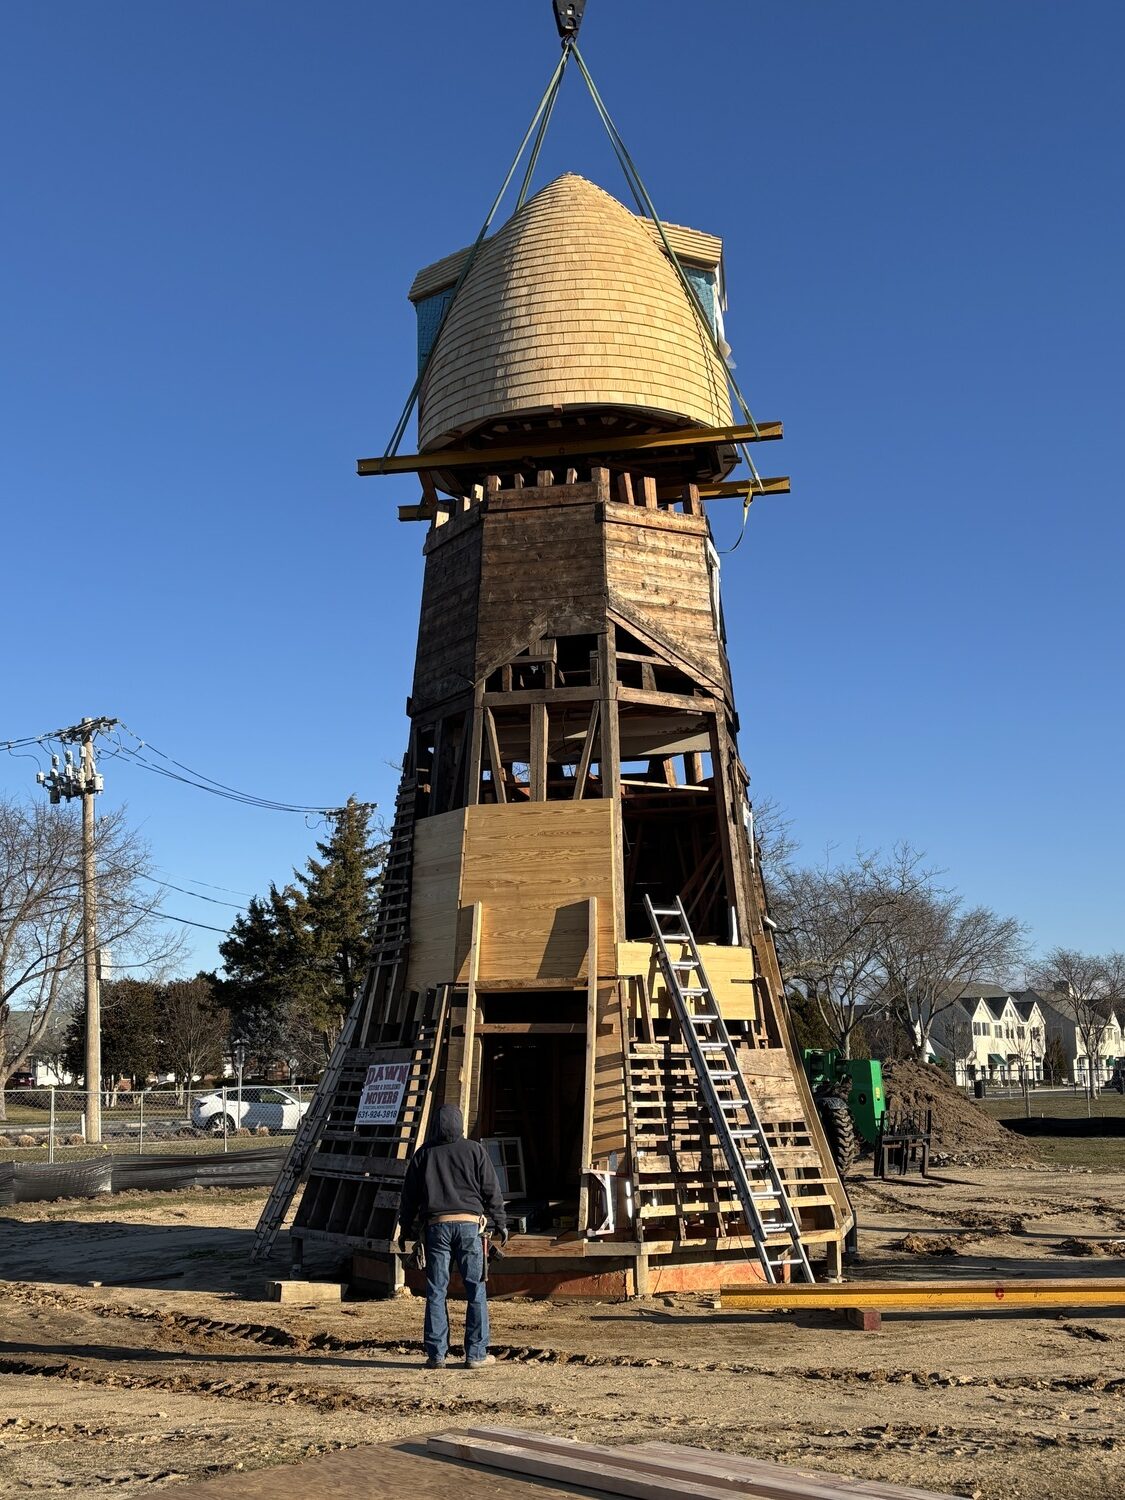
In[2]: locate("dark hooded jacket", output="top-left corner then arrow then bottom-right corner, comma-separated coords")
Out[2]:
398,1104 -> 507,1236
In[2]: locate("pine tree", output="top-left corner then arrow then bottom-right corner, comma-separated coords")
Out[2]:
216,891 -> 292,1069
289,798 -> 385,1037
216,799 -> 386,1074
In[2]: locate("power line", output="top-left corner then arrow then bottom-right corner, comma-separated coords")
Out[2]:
114,723 -> 343,815
155,869 -> 254,900
3,720 -> 355,818
137,873 -> 245,910
126,900 -> 232,935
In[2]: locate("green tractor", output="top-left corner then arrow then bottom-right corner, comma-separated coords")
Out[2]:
802,1050 -> 887,1176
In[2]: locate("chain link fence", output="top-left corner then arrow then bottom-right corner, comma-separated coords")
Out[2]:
0,1084 -> 315,1162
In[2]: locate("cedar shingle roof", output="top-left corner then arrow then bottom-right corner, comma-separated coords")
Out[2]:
414,174 -> 732,451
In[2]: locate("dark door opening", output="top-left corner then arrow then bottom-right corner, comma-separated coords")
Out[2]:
476,1033 -> 585,1227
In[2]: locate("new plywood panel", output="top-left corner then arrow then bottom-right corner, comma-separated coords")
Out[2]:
617,940 -> 757,1021
591,981 -> 627,1165
460,801 -> 616,984
406,809 -> 466,991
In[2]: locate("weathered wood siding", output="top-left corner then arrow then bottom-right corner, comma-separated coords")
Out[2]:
603,507 -> 727,692
475,502 -> 607,676
412,515 -> 481,713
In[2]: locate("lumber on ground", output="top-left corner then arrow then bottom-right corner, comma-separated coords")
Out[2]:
718,1277 -> 1125,1314
427,1428 -> 959,1500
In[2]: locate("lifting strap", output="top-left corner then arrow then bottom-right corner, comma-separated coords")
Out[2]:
379,26 -> 768,532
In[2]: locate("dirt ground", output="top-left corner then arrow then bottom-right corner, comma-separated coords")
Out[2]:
1,1165 -> 1123,1500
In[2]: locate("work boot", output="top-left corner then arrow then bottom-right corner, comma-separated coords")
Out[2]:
424,1356 -> 445,1369
465,1353 -> 496,1370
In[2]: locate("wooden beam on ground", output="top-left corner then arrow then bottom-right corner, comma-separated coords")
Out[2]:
631,1443 -> 952,1500
358,421 -> 784,477
719,1277 -> 1125,1316
427,1428 -> 960,1500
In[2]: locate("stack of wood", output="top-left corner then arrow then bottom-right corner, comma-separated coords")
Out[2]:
427,1427 -> 960,1500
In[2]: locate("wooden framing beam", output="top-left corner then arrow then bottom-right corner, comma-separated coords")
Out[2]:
577,896 -> 598,1235
483,708 -> 506,804
572,701 -> 599,801
359,421 -> 784,477
529,701 -> 547,802
458,903 -> 482,1129
697,476 -> 790,499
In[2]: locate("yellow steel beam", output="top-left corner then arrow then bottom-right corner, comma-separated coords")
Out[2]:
358,421 -> 783,477
720,1278 -> 1125,1312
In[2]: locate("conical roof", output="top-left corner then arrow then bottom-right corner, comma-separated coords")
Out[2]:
416,174 -> 732,452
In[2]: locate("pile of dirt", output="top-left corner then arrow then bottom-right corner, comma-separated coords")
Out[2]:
881,1060 -> 1038,1166
894,1233 -> 968,1256
1056,1237 -> 1125,1257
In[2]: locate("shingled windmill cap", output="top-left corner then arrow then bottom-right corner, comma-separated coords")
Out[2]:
410,174 -> 733,453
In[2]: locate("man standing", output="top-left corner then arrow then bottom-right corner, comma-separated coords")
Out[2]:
398,1103 -> 508,1369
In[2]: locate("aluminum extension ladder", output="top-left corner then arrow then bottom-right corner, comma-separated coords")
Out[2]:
644,895 -> 814,1284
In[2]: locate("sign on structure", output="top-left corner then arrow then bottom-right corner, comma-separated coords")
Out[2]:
355,1061 -> 410,1125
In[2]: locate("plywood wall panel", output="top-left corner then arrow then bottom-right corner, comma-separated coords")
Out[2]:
617,939 -> 757,1021
406,809 -> 466,991
460,802 -> 616,984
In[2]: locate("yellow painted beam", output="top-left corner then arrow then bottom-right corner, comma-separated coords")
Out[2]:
359,421 -> 783,477
720,1277 -> 1125,1312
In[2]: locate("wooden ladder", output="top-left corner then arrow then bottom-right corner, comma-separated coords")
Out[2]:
249,765 -> 419,1262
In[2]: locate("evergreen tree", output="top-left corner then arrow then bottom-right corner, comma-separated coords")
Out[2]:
216,799 -> 385,1074
64,978 -> 159,1086
293,798 -> 385,1013
216,890 -> 292,1070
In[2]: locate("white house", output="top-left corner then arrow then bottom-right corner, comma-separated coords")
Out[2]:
1023,988 -> 1121,1089
930,986 -> 1046,1086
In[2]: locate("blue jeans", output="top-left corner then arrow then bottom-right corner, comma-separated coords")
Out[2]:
423,1220 -> 490,1363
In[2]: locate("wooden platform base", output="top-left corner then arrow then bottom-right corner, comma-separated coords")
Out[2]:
352,1232 -> 776,1299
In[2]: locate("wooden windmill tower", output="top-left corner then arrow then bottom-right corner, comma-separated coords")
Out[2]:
255,170 -> 853,1296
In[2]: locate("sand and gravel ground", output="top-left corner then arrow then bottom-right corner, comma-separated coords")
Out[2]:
1,1164 -> 1123,1500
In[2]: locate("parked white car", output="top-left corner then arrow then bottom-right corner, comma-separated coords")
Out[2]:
190,1086 -> 309,1136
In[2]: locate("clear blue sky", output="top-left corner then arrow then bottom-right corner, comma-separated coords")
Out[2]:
4,1 -> 1123,972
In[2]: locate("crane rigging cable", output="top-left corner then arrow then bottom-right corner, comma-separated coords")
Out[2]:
378,10 -> 768,556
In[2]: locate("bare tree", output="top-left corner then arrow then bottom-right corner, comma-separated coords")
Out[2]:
1028,948 -> 1122,1116
877,849 -> 1026,1063
158,976 -> 228,1095
0,794 -> 183,1117
772,850 -> 904,1058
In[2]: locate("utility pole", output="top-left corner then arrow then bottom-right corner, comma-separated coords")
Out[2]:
37,716 -> 118,1144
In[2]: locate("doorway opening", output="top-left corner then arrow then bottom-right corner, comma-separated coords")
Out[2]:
474,993 -> 586,1234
